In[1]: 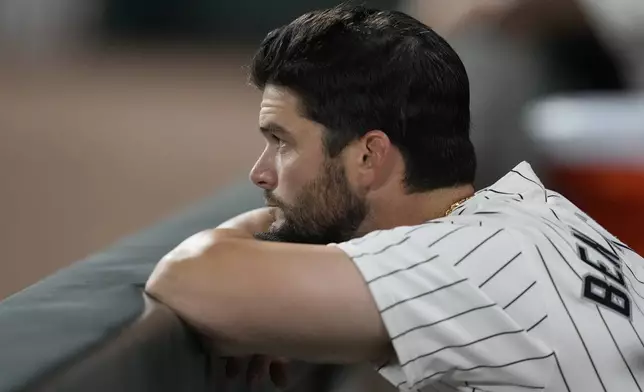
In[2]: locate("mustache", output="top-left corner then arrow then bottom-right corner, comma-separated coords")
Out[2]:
264,191 -> 287,209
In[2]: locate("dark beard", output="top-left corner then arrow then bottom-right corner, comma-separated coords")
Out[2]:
254,227 -> 329,245
254,159 -> 368,245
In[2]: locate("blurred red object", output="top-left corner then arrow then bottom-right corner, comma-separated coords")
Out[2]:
525,94 -> 644,256
549,165 -> 644,255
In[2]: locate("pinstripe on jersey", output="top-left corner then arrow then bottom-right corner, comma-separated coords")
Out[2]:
333,162 -> 644,392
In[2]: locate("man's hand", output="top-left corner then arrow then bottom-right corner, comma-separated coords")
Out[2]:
224,355 -> 289,389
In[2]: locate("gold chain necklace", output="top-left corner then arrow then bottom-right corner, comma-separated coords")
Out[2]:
444,196 -> 473,217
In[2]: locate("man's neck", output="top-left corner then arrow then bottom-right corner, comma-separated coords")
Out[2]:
360,184 -> 475,234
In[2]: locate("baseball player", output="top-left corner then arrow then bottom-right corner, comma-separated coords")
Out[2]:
146,5 -> 644,391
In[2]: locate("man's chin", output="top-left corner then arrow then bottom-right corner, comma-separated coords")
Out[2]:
254,228 -> 307,244
254,219 -> 296,243
254,224 -> 327,245
253,231 -> 286,242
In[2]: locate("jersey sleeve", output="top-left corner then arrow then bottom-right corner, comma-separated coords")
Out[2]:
332,221 -> 555,391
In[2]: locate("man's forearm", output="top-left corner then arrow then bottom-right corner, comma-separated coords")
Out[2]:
216,208 -> 276,235
147,208 -> 275,355
145,229 -> 391,363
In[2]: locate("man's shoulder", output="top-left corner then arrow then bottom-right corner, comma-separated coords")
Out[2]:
334,219 -> 523,263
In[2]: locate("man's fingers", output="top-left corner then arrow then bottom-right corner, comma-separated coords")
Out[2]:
225,355 -> 290,388
224,357 -> 243,379
246,355 -> 270,385
269,358 -> 290,389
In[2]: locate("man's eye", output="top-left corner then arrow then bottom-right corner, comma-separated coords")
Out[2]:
271,134 -> 286,148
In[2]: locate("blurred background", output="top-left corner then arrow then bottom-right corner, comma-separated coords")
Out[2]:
0,0 -> 642,304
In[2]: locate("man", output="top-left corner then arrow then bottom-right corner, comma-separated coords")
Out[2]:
145,5 -> 644,391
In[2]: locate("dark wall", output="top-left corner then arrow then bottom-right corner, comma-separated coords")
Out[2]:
100,0 -> 400,44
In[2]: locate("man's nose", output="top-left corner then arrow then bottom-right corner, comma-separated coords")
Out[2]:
249,152 -> 277,191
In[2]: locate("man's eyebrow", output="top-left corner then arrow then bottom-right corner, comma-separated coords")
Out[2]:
259,123 -> 289,136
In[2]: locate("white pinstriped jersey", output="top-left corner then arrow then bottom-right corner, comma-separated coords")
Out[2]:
333,162 -> 644,392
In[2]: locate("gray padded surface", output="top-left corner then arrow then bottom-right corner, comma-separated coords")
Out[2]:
0,181 -> 264,391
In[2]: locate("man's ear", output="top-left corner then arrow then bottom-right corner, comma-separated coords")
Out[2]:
360,130 -> 391,169
349,130 -> 394,191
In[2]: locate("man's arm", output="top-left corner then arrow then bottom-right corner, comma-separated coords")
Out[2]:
145,229 -> 391,364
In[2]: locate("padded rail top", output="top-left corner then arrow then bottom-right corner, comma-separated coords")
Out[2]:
0,182 -> 269,391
